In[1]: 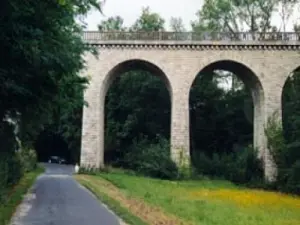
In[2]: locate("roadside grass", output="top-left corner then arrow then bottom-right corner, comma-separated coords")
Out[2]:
76,170 -> 300,225
76,175 -> 147,225
0,166 -> 44,225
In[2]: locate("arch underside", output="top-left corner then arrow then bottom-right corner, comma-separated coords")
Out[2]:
197,60 -> 264,107
199,60 -> 262,92
101,59 -> 172,100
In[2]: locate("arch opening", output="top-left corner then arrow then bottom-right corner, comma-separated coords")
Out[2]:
101,59 -> 172,170
282,66 -> 300,162
279,66 -> 300,194
189,60 -> 265,182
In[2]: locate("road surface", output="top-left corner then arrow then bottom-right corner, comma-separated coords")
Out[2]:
10,163 -> 122,225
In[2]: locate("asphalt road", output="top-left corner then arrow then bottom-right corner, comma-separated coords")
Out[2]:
10,163 -> 122,225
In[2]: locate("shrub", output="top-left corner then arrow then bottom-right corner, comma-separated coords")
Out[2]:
265,112 -> 287,168
285,160 -> 300,193
0,152 -> 23,204
0,120 -> 38,203
0,148 -> 37,194
17,148 -> 38,173
192,146 -> 264,185
0,121 -> 22,198
122,137 -> 179,180
265,112 -> 300,195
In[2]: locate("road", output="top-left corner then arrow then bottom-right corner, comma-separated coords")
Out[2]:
10,163 -> 122,225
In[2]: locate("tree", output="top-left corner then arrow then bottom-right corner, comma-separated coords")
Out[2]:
0,0 -> 102,160
98,16 -> 127,31
277,0 -> 299,32
191,0 -> 299,35
131,7 -> 165,31
170,17 -> 186,32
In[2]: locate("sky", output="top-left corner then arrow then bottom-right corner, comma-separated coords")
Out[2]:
83,0 -> 300,31
84,0 -> 202,30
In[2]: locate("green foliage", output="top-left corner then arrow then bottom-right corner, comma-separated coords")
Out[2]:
0,0 -> 102,163
0,153 -> 23,197
122,138 -> 179,180
285,160 -> 300,193
131,7 -> 165,31
0,170 -> 43,225
192,146 -> 264,185
0,119 -> 38,204
0,121 -> 22,197
190,73 -> 253,156
283,72 -> 300,143
0,146 -> 38,200
0,149 -> 37,204
98,16 -> 127,31
104,71 -> 171,163
265,110 -> 300,194
191,0 -> 290,33
17,148 -> 38,173
265,111 -> 286,167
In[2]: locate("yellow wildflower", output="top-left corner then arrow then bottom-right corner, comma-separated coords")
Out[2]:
189,188 -> 300,208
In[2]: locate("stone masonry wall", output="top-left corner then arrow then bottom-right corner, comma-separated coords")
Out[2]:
80,46 -> 300,181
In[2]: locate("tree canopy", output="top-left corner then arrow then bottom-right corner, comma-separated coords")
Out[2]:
0,0 -> 102,161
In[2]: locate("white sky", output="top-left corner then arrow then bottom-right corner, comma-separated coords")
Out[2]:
83,0 -> 300,31
84,0 -> 203,30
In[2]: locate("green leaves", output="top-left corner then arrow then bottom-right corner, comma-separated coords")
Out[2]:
58,0 -> 67,5
191,0 -> 298,33
98,16 -> 126,31
0,0 -> 102,156
131,7 -> 165,31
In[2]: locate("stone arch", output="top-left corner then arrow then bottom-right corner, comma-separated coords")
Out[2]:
189,59 -> 265,159
99,58 -> 173,164
100,59 -> 173,103
191,59 -> 264,94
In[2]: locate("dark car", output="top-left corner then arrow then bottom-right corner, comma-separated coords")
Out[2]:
48,156 -> 66,164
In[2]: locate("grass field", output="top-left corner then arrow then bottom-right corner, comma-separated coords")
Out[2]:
0,166 -> 44,225
76,171 -> 300,225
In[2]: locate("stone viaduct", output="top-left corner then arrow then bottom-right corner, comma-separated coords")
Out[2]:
80,31 -> 300,181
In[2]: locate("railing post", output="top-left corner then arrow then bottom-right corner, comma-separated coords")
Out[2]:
159,30 -> 162,40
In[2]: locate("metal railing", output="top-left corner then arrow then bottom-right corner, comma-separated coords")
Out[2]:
83,31 -> 300,42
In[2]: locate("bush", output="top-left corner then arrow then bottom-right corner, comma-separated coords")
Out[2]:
17,148 -> 38,173
0,121 -> 22,200
0,152 -> 23,204
192,146 -> 264,185
122,137 -> 179,180
0,148 -> 37,193
285,160 -> 300,193
0,121 -> 38,203
265,112 -> 300,195
0,153 -> 23,185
